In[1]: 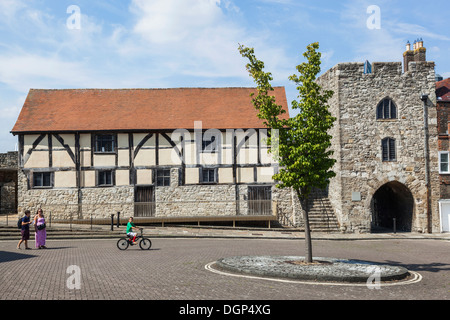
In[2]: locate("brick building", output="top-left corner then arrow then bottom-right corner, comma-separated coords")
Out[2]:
436,77 -> 450,232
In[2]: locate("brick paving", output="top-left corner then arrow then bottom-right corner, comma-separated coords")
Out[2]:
0,234 -> 449,301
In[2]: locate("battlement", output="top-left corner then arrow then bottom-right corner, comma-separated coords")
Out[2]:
0,151 -> 18,169
319,60 -> 435,82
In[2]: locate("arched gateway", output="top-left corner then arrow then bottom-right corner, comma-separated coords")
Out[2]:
371,181 -> 414,232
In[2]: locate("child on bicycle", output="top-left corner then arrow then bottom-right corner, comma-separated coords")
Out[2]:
126,217 -> 139,243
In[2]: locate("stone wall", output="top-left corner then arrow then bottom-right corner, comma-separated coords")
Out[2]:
0,152 -> 18,168
0,152 -> 18,214
318,61 -> 439,233
17,169 -> 134,220
154,168 -> 301,223
17,167 -> 302,224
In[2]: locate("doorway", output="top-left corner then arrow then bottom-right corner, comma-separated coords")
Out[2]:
371,181 -> 414,232
134,186 -> 155,217
248,186 -> 272,215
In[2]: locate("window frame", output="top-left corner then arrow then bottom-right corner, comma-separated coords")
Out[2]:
32,171 -> 53,189
156,169 -> 171,187
94,134 -> 116,154
381,137 -> 396,162
376,98 -> 397,120
200,168 -> 218,184
439,151 -> 450,174
97,170 -> 115,187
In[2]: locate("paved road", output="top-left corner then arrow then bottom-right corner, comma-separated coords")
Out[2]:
0,236 -> 449,303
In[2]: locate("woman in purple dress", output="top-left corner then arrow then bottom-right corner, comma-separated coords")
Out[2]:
34,209 -> 47,249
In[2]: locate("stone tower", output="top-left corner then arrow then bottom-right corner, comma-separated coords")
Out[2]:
318,41 -> 439,233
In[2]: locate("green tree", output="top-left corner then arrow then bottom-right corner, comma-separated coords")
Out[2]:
239,42 -> 336,263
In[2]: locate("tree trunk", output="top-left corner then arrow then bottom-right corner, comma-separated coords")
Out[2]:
296,189 -> 313,263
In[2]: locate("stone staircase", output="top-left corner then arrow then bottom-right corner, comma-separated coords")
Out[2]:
307,189 -> 340,233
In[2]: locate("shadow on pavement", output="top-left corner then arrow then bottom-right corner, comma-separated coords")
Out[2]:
0,251 -> 36,263
384,260 -> 450,273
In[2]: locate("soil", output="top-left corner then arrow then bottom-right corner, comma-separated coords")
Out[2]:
284,259 -> 332,266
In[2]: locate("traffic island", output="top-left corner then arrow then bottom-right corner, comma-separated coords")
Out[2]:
208,256 -> 415,285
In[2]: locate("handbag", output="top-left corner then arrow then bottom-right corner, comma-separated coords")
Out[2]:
37,223 -> 46,230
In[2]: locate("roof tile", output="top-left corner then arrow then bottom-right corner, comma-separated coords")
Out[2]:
11,87 -> 289,133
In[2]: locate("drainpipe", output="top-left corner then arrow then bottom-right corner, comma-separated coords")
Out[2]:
421,94 -> 432,233
75,132 -> 82,219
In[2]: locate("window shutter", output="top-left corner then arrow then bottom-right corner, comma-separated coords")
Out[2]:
382,139 -> 388,161
383,99 -> 390,119
389,138 -> 396,160
377,102 -> 383,119
390,101 -> 397,119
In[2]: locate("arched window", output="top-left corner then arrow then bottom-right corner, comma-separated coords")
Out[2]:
382,137 -> 396,162
377,98 -> 397,119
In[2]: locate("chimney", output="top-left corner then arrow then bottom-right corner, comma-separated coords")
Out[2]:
403,39 -> 427,72
403,40 -> 414,72
414,38 -> 426,62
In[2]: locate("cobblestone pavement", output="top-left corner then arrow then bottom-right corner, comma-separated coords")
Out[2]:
1,234 -> 449,302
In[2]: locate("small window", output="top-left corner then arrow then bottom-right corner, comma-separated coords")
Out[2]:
95,134 -> 115,153
201,168 -> 217,184
382,138 -> 396,162
202,136 -> 217,153
98,170 -> 114,186
156,169 -> 171,186
439,152 -> 450,174
377,98 -> 397,120
33,172 -> 52,188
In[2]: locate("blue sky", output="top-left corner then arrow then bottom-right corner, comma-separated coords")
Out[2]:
0,0 -> 449,152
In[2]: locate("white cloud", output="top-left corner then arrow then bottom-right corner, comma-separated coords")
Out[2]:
0,52 -> 94,92
129,0 -> 248,78
128,0 -> 292,81
0,0 -> 26,21
131,0 -> 224,44
395,23 -> 450,42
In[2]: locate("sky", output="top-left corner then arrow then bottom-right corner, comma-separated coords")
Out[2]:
0,0 -> 449,152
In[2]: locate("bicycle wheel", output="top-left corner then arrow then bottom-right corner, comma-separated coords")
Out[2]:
117,238 -> 130,250
139,238 -> 152,250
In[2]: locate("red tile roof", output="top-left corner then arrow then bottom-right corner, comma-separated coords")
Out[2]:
437,78 -> 450,102
11,87 -> 289,134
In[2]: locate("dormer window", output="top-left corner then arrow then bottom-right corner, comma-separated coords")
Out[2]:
377,98 -> 397,120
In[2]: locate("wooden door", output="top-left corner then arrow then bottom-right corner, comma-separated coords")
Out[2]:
248,186 -> 272,215
135,186 -> 155,217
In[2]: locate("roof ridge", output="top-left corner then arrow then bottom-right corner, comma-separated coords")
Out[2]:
29,86 -> 286,91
